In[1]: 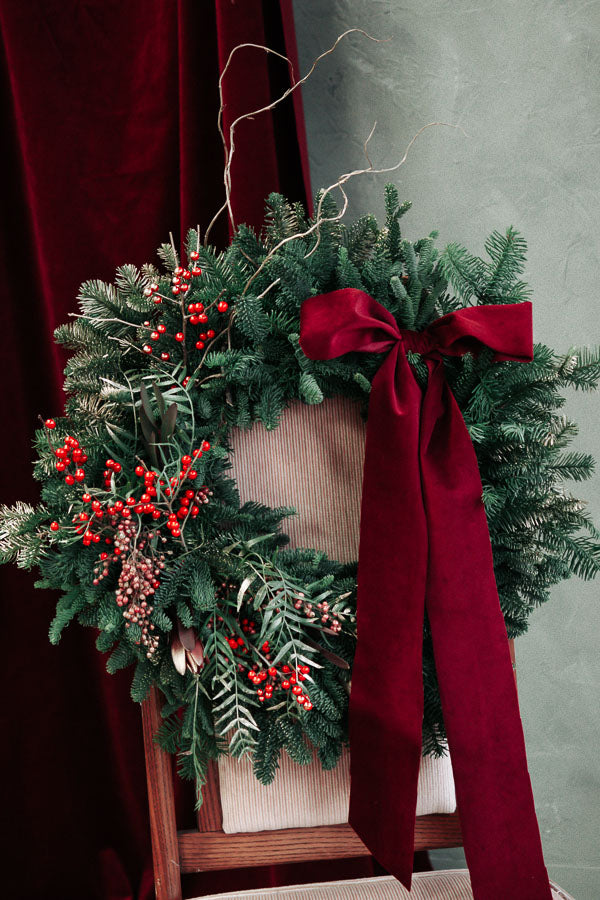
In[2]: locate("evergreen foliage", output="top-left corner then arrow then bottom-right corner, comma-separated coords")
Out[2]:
1,186 -> 598,789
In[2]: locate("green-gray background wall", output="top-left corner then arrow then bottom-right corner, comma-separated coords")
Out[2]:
293,2 -> 600,897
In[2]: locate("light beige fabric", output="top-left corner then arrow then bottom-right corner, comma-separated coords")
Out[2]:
219,746 -> 456,834
230,395 -> 366,563
197,871 -> 574,900
225,399 -> 456,832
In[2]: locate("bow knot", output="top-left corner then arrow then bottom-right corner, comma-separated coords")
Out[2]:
299,288 -> 551,900
398,327 -> 438,356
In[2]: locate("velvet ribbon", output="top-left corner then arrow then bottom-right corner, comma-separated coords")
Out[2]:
299,289 -> 551,899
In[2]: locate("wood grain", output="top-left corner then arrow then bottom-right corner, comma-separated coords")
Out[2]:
178,815 -> 462,873
141,686 -> 183,900
142,646 -> 519,890
196,759 -> 224,833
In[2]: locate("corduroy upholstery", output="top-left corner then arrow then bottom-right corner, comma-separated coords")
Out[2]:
219,746 -> 455,834
197,871 -> 575,900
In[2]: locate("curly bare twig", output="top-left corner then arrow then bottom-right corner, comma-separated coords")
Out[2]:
204,28 -> 387,245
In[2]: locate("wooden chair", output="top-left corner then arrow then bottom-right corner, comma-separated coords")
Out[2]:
142,684 -> 463,900
141,645 -> 559,900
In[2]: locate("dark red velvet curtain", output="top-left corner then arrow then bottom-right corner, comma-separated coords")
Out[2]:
0,2 -> 324,897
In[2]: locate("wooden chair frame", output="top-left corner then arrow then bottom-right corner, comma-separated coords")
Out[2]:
141,645 -> 516,899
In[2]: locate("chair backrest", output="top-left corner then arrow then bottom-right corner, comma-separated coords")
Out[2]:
141,684 -> 464,900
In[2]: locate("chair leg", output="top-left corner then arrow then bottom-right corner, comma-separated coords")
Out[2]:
141,686 -> 183,900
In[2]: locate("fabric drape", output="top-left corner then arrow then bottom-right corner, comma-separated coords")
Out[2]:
0,3 -> 316,897
300,289 -> 551,900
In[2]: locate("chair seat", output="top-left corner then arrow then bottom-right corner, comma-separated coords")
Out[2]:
196,870 -> 575,899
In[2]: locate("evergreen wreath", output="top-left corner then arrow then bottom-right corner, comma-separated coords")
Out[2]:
1,185 -> 599,797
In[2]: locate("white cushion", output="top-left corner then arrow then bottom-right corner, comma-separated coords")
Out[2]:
226,398 -> 456,832
196,871 -> 574,899
218,746 -> 455,834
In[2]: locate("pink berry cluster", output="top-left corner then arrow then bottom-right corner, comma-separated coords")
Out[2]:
93,517 -> 165,658
293,594 -> 342,634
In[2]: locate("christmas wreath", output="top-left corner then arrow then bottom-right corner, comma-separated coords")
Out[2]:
1,186 -> 599,797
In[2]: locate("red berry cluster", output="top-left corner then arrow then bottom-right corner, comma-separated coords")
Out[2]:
247,658 -> 313,710
52,433 -> 89,486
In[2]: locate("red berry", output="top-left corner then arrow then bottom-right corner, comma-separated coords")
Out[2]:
190,315 -> 200,325
172,287 -> 180,296
195,341 -> 205,350
135,466 -> 144,477
45,418 -> 56,429
180,283 -> 189,293
74,468 -> 85,481
207,329 -> 215,338
190,250 -> 199,260
160,352 -> 170,361
126,496 -> 136,506
157,324 -> 166,334
121,508 -> 131,518
114,500 -> 124,511
50,521 -> 59,532
181,455 -> 192,467
191,505 -> 199,516
268,667 -> 277,677
154,297 -> 162,305
198,313 -> 208,324
65,474 -> 75,485
202,441 -> 211,451
175,332 -> 184,342
192,267 -> 202,276
55,461 -> 66,472
187,469 -> 197,480
143,345 -> 152,354
217,301 -> 229,313
150,331 -> 159,341
174,267 -> 183,276
292,685 -> 302,695
82,493 -> 91,503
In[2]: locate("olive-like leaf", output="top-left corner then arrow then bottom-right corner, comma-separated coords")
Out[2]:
152,381 -> 166,417
302,633 -> 350,669
160,402 -> 178,443
139,382 -> 154,423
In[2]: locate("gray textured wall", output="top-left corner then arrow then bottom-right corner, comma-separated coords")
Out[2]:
293,2 -> 600,897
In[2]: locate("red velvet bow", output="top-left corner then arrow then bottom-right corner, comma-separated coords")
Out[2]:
300,289 -> 551,899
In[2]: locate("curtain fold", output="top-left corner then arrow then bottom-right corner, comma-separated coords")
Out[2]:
0,3 -> 314,897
